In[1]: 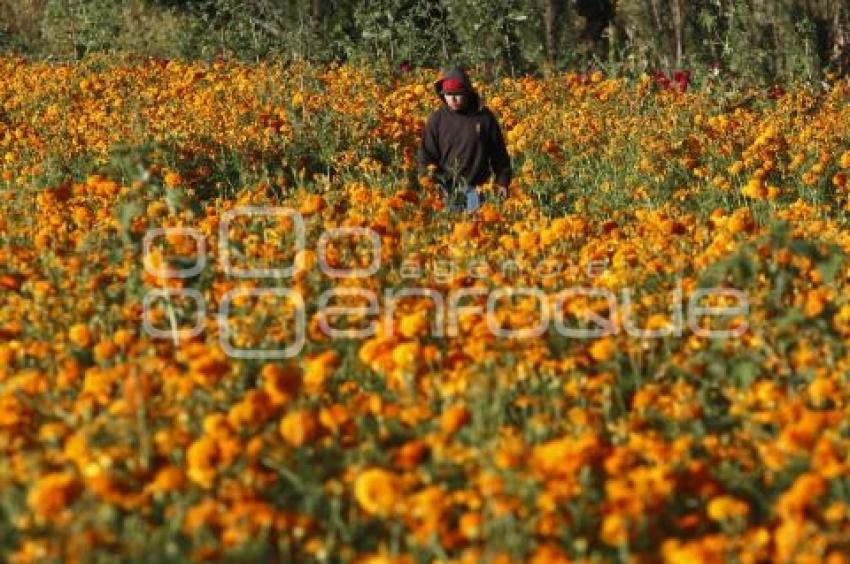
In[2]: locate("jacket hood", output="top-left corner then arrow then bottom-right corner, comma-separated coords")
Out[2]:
433,66 -> 482,112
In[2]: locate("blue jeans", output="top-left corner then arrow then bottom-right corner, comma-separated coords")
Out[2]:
441,184 -> 482,213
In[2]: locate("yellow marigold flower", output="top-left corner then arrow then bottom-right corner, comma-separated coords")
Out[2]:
531,544 -> 570,564
498,234 -> 516,250
319,403 -> 352,436
600,513 -> 628,546
532,432 -> 599,478
27,472 -> 80,519
804,289 -> 828,317
777,472 -> 825,518
451,221 -> 477,243
112,329 -> 134,348
742,177 -> 766,199
707,495 -> 749,522
294,249 -> 317,273
808,377 -> 837,408
459,512 -> 482,540
518,230 -> 539,251
146,465 -> 186,495
774,517 -> 805,562
279,409 -> 318,447
303,350 -> 340,393
202,413 -> 234,439
588,337 -> 616,362
299,194 -> 326,216
440,404 -> 471,436
824,502 -> 846,524
399,310 -> 428,339
92,339 -> 117,362
163,170 -> 183,188
227,390 -> 273,429
391,341 -> 420,371
182,498 -> 220,534
186,436 -> 220,488
354,468 -> 398,516
68,323 -> 92,348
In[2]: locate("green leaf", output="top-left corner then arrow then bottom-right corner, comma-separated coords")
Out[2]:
731,359 -> 761,387
817,251 -> 843,285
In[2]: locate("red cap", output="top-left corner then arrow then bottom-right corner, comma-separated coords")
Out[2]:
441,78 -> 466,93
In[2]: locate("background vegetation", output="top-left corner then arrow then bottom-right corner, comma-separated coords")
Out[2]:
1,0 -> 848,83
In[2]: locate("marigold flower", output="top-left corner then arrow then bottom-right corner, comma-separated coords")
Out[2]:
68,323 -> 92,348
303,350 -> 340,393
600,513 -> 628,546
707,495 -> 749,522
354,468 -> 398,516
27,472 -> 80,519
186,436 -> 220,488
262,362 -> 302,406
279,409 -> 318,447
146,465 -> 186,495
163,170 -> 183,188
299,194 -> 326,216
588,337 -> 616,362
391,341 -> 420,371
399,310 -> 429,339
92,339 -> 117,362
440,404 -> 470,436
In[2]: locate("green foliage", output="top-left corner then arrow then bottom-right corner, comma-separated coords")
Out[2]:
1,0 -> 848,82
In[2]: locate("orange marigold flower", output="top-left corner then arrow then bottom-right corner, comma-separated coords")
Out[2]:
399,310 -> 429,339
262,362 -> 302,407
27,472 -> 80,519
600,513 -> 629,546
279,409 -> 319,447
186,436 -> 220,488
303,350 -> 340,394
163,170 -> 183,188
68,323 -> 92,348
588,337 -> 616,362
146,465 -> 186,495
354,468 -> 398,516
391,341 -> 420,371
707,495 -> 749,522
299,194 -> 326,216
440,404 -> 471,436
112,328 -> 134,348
93,339 -> 118,362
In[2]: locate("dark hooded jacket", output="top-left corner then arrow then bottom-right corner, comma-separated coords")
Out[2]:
417,67 -> 512,192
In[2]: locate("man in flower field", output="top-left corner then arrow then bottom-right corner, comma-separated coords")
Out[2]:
417,66 -> 512,213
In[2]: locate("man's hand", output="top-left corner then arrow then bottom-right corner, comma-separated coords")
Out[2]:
495,185 -> 508,200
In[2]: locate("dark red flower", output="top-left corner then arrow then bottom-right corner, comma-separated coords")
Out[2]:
672,70 -> 690,92
653,70 -> 670,89
399,60 -> 413,73
767,85 -> 785,99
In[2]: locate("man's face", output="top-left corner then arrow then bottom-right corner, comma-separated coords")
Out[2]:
444,92 -> 467,111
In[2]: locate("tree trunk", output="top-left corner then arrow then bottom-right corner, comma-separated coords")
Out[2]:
671,0 -> 683,68
544,0 -> 566,64
312,0 -> 326,26
648,0 -> 667,68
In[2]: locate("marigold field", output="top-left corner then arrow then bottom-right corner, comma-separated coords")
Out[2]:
4,55 -> 850,563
